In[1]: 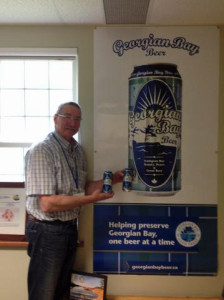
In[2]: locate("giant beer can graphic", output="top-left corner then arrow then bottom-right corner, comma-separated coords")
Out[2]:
128,63 -> 182,195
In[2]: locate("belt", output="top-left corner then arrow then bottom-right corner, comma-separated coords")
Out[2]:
28,214 -> 77,226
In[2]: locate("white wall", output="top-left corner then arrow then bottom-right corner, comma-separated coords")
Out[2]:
0,25 -> 223,300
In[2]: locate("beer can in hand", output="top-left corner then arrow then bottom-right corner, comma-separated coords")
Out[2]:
102,171 -> 113,193
122,168 -> 132,192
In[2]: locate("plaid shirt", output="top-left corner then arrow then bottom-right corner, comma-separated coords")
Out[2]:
25,131 -> 87,221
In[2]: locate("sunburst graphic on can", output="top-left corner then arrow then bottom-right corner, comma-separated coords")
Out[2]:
137,82 -> 173,111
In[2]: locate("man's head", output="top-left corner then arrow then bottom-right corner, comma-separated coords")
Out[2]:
54,102 -> 82,141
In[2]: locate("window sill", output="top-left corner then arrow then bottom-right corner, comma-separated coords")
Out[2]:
0,182 -> 25,188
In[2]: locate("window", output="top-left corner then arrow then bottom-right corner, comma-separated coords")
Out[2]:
0,48 -> 78,184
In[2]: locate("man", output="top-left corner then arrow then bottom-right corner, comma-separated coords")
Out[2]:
25,102 -> 123,300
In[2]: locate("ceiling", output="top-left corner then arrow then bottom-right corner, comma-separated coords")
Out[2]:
0,0 -> 223,26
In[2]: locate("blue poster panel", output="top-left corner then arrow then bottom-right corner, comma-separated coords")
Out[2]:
93,204 -> 217,275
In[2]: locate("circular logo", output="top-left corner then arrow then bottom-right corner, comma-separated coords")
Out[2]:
175,221 -> 201,247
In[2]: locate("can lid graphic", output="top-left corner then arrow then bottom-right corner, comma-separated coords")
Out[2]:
128,63 -> 182,195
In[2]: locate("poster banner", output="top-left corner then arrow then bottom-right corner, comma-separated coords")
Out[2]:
93,204 -> 217,275
94,26 -> 219,205
93,27 -> 218,275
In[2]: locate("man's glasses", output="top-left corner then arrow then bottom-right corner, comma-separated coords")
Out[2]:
57,114 -> 82,122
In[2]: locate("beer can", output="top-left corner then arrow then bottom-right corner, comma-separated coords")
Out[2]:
128,63 -> 182,195
122,168 -> 132,192
102,171 -> 113,193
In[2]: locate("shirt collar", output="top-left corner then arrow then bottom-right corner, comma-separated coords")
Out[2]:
53,131 -> 78,150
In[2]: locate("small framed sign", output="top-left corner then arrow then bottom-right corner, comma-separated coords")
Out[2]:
70,271 -> 107,300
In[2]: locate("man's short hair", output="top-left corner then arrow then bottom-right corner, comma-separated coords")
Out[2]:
56,102 -> 81,114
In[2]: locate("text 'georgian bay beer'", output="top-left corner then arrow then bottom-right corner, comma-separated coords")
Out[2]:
128,63 -> 182,195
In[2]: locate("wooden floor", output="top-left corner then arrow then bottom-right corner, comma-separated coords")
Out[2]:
107,297 -> 222,300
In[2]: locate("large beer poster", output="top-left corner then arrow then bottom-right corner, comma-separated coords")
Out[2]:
93,27 -> 218,275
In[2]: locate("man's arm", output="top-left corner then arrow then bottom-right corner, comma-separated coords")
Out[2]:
40,189 -> 114,212
40,170 -> 124,213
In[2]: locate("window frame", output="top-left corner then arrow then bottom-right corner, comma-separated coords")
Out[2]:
0,48 -> 78,187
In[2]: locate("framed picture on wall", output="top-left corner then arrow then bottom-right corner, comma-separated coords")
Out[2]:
70,270 -> 107,300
